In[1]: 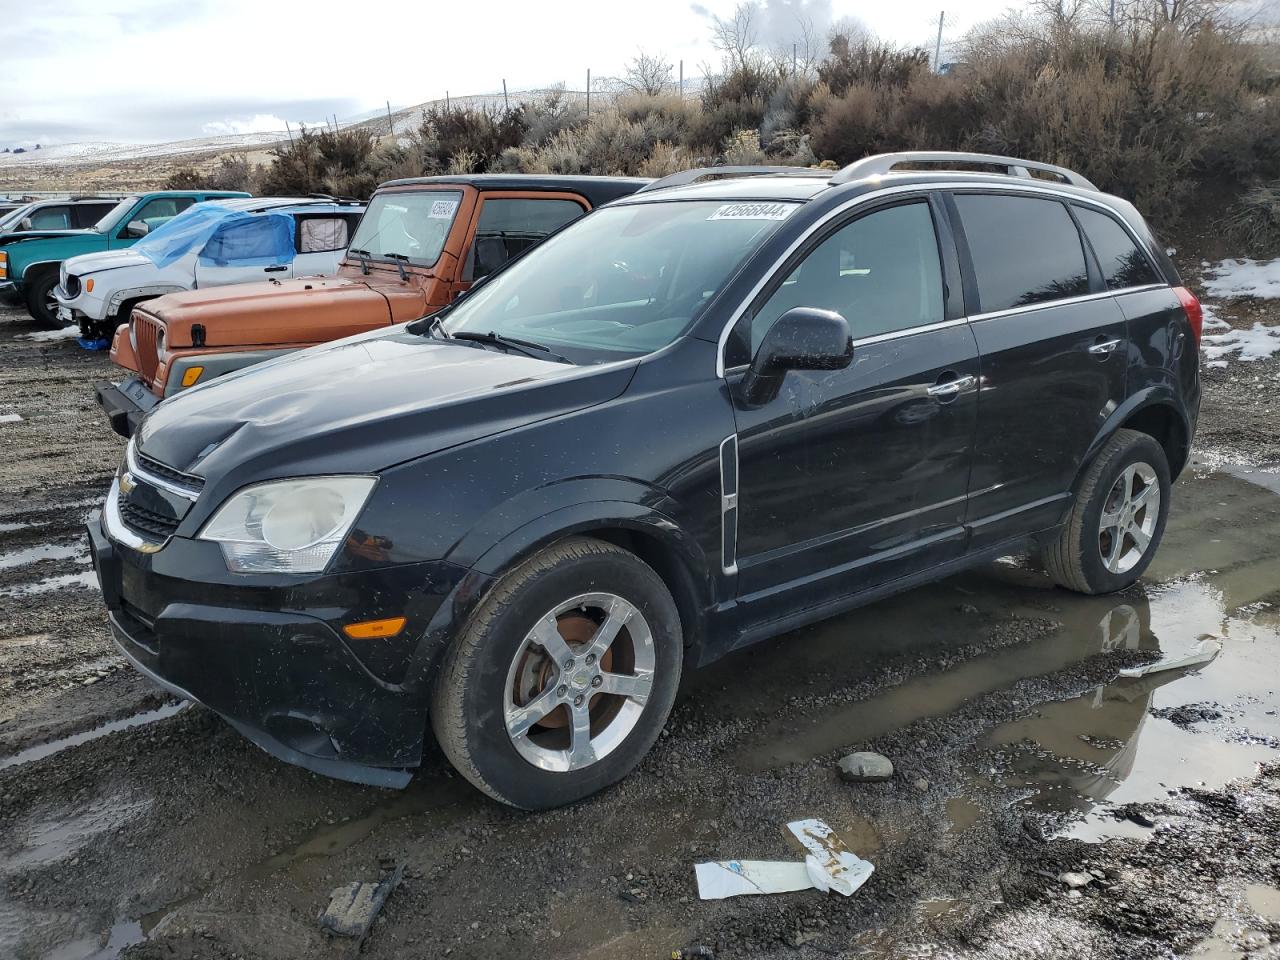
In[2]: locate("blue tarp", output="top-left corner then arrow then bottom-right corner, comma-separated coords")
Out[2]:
131,202 -> 295,268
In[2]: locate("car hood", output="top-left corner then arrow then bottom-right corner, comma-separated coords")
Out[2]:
136,326 -> 637,498
142,276 -> 402,348
0,228 -> 95,247
65,248 -> 150,276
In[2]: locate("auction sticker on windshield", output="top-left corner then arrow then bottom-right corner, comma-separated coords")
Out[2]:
430,199 -> 460,219
707,202 -> 793,221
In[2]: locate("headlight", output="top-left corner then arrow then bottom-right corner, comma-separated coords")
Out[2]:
198,476 -> 376,573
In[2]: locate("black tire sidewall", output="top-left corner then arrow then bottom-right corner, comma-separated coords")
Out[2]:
1074,434 -> 1171,593
26,273 -> 60,327
450,548 -> 681,809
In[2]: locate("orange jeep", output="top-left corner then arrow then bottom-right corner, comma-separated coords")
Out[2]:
95,174 -> 648,437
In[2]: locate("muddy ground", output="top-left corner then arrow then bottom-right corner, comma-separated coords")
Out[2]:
1,248 -> 1279,960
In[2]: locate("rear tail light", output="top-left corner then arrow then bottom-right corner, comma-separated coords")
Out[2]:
1173,286 -> 1202,345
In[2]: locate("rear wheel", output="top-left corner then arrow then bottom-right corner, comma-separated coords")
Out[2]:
24,271 -> 61,327
432,537 -> 682,809
1043,429 -> 1171,594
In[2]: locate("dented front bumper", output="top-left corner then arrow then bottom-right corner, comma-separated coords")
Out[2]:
87,509 -> 478,788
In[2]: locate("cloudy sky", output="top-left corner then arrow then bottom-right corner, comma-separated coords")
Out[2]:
0,0 -> 1017,147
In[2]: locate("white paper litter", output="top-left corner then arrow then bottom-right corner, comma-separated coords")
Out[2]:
694,860 -> 816,899
1118,637 -> 1222,678
694,818 -> 875,901
0,413 -> 22,424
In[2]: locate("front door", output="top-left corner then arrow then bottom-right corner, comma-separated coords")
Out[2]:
727,196 -> 980,618
947,191 -> 1130,547
194,216 -> 295,287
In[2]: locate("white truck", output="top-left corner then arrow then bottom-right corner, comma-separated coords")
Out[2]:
55,197 -> 366,339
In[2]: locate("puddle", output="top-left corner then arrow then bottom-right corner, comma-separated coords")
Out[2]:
1,795 -> 152,870
0,702 -> 188,771
42,920 -> 145,960
1247,884 -> 1280,923
0,540 -> 86,570
0,568 -> 97,597
967,574 -> 1280,841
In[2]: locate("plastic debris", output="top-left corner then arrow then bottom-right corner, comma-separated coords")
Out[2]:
1118,637 -> 1222,678
837,751 -> 894,782
694,819 -> 874,901
671,946 -> 715,959
0,413 -> 21,424
319,863 -> 404,939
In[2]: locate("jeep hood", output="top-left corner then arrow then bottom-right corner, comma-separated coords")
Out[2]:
141,276 -> 406,348
136,326 -> 637,497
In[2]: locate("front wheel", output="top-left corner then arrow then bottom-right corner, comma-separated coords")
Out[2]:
25,272 -> 61,327
1043,429 -> 1171,594
431,537 -> 682,809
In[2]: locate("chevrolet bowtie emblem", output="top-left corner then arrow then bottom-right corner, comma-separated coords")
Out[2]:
119,471 -> 136,494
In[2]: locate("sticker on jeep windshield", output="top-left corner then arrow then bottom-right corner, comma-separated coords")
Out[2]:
429,199 -> 460,219
707,202 -> 792,221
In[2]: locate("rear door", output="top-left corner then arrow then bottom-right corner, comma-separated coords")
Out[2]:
728,194 -> 979,615
948,190 -> 1128,547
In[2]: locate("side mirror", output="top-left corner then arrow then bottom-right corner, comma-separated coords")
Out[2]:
124,220 -> 150,238
740,307 -> 854,406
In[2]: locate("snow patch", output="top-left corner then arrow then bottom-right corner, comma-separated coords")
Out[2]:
15,325 -> 79,342
1202,321 -> 1280,363
1202,258 -> 1280,299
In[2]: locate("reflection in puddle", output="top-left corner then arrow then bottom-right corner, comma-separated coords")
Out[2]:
0,702 -> 188,771
971,575 -> 1280,841
0,540 -> 86,570
0,568 -> 97,597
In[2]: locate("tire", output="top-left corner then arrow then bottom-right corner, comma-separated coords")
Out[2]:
1043,429 -> 1171,595
24,270 -> 61,328
431,537 -> 682,809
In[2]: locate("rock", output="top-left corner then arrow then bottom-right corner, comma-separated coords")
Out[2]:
958,603 -> 981,615
320,864 -> 404,940
1126,811 -> 1157,829
1059,871 -> 1093,889
913,778 -> 930,792
1067,889 -> 1083,900
837,752 -> 895,782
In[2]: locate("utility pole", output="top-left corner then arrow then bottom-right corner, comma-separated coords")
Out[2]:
792,42 -> 797,74
502,79 -> 509,112
446,90 -> 450,111
333,113 -> 339,132
1109,0 -> 1116,24
933,11 -> 945,73
284,121 -> 294,146
586,69 -> 591,119
386,100 -> 394,136
679,60 -> 683,98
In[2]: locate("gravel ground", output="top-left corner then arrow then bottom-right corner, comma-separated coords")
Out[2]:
1,248 -> 1279,960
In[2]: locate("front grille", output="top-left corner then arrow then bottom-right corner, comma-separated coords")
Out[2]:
132,312 -> 162,387
120,501 -> 180,539
135,450 -> 204,493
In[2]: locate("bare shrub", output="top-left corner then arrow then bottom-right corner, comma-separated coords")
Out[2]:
523,85 -> 586,146
257,126 -> 379,198
621,51 -> 674,96
164,154 -> 252,192
419,104 -> 527,173
1221,181 -> 1280,252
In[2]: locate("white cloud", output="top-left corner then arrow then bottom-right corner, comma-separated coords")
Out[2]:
201,114 -> 290,137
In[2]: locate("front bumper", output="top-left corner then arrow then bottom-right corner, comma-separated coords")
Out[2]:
87,507 -> 473,788
0,280 -> 17,303
95,376 -> 159,438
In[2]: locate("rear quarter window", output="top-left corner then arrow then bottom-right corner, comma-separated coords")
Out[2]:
955,194 -> 1090,313
1073,205 -> 1161,291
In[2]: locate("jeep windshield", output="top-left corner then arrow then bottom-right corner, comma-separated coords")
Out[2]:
94,196 -> 141,234
347,190 -> 462,266
437,199 -> 799,365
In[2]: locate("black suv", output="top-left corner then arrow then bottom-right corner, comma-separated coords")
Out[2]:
88,152 -> 1202,808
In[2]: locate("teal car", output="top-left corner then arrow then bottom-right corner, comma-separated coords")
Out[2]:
0,190 -> 249,325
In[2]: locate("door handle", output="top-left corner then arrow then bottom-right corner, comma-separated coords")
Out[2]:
263,265 -> 288,273
927,374 -> 977,399
1088,338 -> 1122,356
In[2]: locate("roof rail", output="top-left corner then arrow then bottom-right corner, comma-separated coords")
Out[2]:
830,152 -> 1098,190
635,165 -> 821,194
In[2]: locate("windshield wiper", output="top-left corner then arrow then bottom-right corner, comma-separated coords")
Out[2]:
451,330 -> 571,364
348,246 -> 372,275
385,252 -> 410,281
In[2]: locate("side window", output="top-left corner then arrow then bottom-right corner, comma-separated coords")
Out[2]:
469,198 -> 586,281
749,201 -> 944,354
125,196 -> 195,233
1073,205 -> 1160,291
29,206 -> 72,229
72,203 -> 111,229
954,194 -> 1089,312
296,215 -> 351,253
200,217 -> 291,264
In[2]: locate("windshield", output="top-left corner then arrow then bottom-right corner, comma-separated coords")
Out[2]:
440,199 -> 798,363
94,196 -> 141,234
347,190 -> 461,265
0,203 -> 34,231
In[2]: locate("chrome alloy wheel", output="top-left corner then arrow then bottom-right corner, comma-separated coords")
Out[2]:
503,592 -> 655,773
1098,461 -> 1161,575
